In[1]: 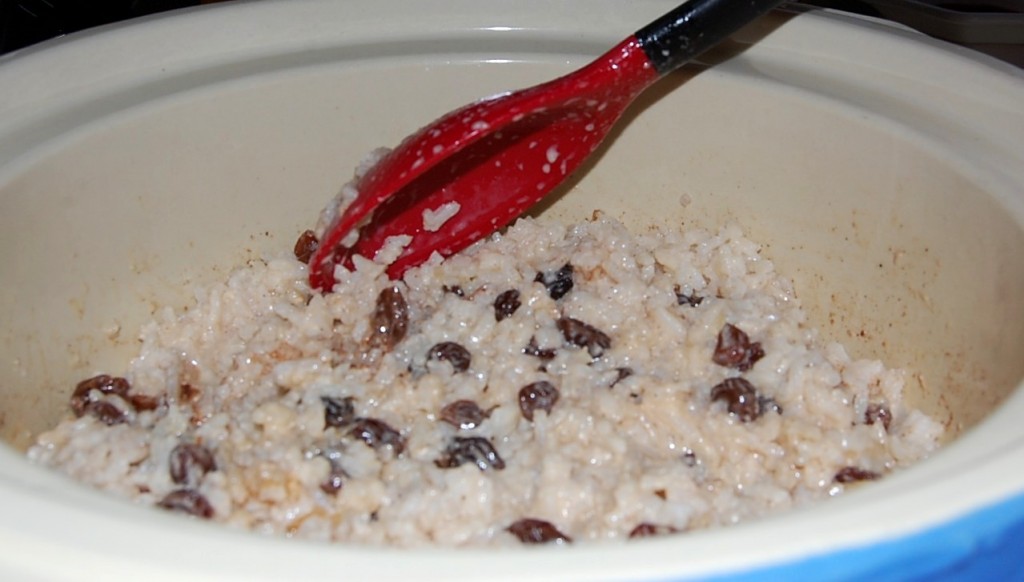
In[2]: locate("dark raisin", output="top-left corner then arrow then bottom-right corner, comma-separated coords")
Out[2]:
349,418 -> 405,455
320,455 -> 348,495
710,377 -> 762,422
494,289 -> 522,321
70,374 -> 130,417
629,523 -> 679,538
129,393 -> 161,412
611,367 -> 633,387
834,466 -> 881,483
758,396 -> 784,415
83,400 -> 128,426
439,400 -> 489,429
322,396 -> 356,429
179,382 -> 201,404
442,284 -> 465,297
557,317 -> 611,357
157,489 -> 214,519
864,403 -> 892,431
369,286 -> 409,351
674,286 -> 704,307
523,337 -> 557,361
293,229 -> 319,264
428,342 -> 472,373
169,443 -> 217,485
518,381 -> 559,421
507,518 -> 572,544
712,323 -> 765,371
320,471 -> 344,495
535,263 -> 574,300
435,437 -> 506,471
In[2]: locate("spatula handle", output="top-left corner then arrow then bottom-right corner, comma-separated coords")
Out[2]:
636,0 -> 789,74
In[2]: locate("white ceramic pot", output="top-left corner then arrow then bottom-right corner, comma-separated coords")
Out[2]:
0,1 -> 1022,579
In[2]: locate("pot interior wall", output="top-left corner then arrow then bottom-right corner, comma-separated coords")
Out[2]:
1,54 -> 1022,451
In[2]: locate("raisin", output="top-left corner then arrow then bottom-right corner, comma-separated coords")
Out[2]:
758,396 -> 784,416
507,518 -> 572,544
629,523 -> 678,538
320,471 -> 344,495
523,337 -> 557,361
169,443 -> 217,485
157,489 -> 214,519
83,400 -> 128,426
349,418 -> 405,455
710,377 -> 762,422
435,437 -> 506,471
179,382 -> 201,404
611,367 -> 633,387
518,381 -> 559,421
322,396 -> 356,429
494,289 -> 522,321
129,393 -> 161,412
442,284 -> 465,297
439,400 -> 489,429
293,229 -> 319,264
369,286 -> 409,351
557,317 -> 611,357
712,323 -> 765,371
535,263 -> 574,300
681,449 -> 697,467
70,374 -> 130,417
427,342 -> 472,373
834,467 -> 880,483
320,455 -> 348,495
674,286 -> 704,307
864,403 -> 892,431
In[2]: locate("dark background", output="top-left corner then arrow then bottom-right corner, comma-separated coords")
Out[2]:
0,0 -> 227,55
0,0 -> 1021,66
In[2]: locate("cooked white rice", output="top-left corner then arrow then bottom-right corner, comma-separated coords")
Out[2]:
28,210 -> 943,546
422,201 -> 462,232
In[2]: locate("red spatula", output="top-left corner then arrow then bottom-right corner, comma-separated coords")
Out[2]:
309,0 -> 787,291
